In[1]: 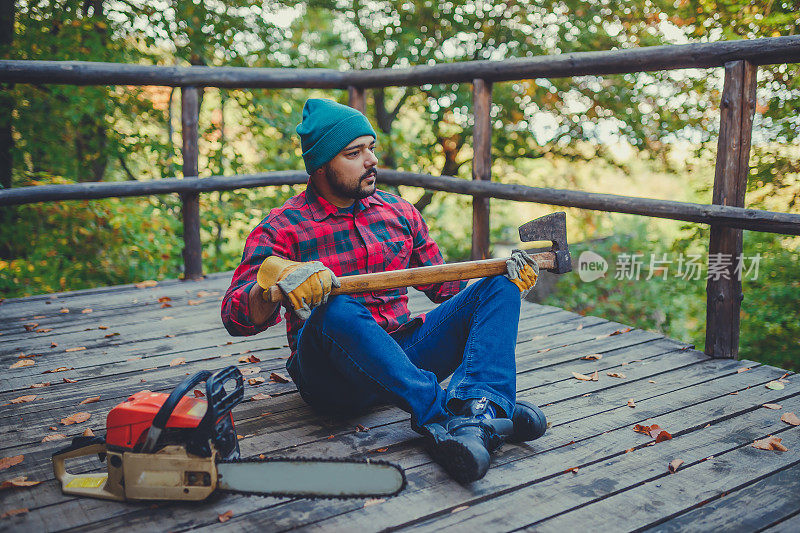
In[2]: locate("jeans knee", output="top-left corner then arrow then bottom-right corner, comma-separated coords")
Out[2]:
484,275 -> 522,301
309,295 -> 370,333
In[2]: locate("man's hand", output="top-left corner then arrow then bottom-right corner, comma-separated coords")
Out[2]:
256,256 -> 340,319
505,249 -> 539,298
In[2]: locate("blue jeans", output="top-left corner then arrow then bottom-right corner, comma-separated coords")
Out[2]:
286,275 -> 520,426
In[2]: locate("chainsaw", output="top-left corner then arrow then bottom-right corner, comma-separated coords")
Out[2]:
52,366 -> 406,501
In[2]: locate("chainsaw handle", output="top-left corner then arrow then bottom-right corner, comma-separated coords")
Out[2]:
142,370 -> 213,453
52,438 -> 108,488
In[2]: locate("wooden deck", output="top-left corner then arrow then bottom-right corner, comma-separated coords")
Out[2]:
1,273 -> 799,532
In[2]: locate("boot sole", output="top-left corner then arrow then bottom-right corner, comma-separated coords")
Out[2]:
429,439 -> 488,484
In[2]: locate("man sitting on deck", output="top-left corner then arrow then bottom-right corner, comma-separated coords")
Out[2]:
221,98 -> 547,483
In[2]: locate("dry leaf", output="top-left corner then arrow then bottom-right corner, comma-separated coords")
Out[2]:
0,455 -> 23,471
82,428 -> 95,437
65,347 -> 86,352
451,506 -> 469,514
42,433 -> 67,442
81,308 -> 93,314
61,412 -> 91,425
752,435 -> 788,451
270,372 -> 290,384
245,355 -> 261,363
575,324 -> 584,330
762,403 -> 782,410
135,280 -> 158,288
218,510 -> 234,523
633,423 -> 673,442
781,412 -> 800,426
187,299 -> 203,306
250,393 -> 271,401
668,459 -> 684,473
169,357 -> 186,366
44,367 -> 73,373
648,380 -> 656,383
564,467 -> 579,474
0,476 -> 41,489
607,372 -> 626,378
248,377 -> 265,386
572,371 -> 593,381
98,325 -> 108,330
610,327 -> 633,336
581,354 -> 602,360
10,359 -> 34,369
627,398 -> 636,408
59,308 -> 69,313
240,367 -> 261,376
736,367 -> 751,373
375,448 -> 388,453
104,332 -> 120,338
62,378 -> 77,383
160,302 -> 172,308
766,381 -> 785,390
363,498 -> 385,507
8,395 -> 36,404
1,508 -> 28,518
80,396 -> 100,405
23,323 -> 39,332
161,316 -> 174,321
30,382 -> 51,389
36,328 -> 52,333
355,424 -> 369,432
50,342 -> 58,348
157,296 -> 171,303
590,370 -> 599,381
193,390 -> 205,398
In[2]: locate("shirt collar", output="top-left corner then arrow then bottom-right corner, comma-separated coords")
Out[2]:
304,179 -> 384,222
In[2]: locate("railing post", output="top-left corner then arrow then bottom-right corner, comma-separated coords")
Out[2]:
348,86 -> 366,114
471,78 -> 492,260
705,61 -> 757,358
181,85 -> 203,280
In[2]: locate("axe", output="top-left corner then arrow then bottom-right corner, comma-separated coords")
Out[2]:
267,211 -> 572,303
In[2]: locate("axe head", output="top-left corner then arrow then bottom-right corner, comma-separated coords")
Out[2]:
518,212 -> 572,274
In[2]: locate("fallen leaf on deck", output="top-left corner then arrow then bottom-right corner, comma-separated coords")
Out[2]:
736,367 -> 751,373
250,393 -> 271,401
607,372 -> 626,379
1,508 -> 28,518
81,308 -> 92,314
363,498 -> 385,507
766,381 -> 785,390
161,316 -> 174,320
104,332 -> 120,338
668,459 -> 684,473
165,334 -> 174,338
135,280 -> 158,288
61,412 -> 91,425
10,360 -> 34,369
187,299 -> 203,306
8,395 -> 37,404
1,476 -> 41,489
781,412 -> 800,426
65,347 -> 86,352
36,328 -> 52,333
158,296 -> 171,303
30,382 -> 50,389
42,434 -> 67,442
564,467 -> 579,474
610,327 -> 633,336
572,371 -> 594,381
98,325 -> 108,330
59,308 -> 69,313
270,372 -> 290,383
375,448 -> 388,453
50,342 -> 58,348
355,424 -> 369,432
62,378 -> 77,383
240,367 -> 261,376
45,367 -> 74,373
575,324 -> 583,330
193,390 -> 205,398
23,323 -> 39,332
762,403 -> 782,410
451,506 -> 469,513
160,303 -> 172,308
0,455 -> 23,471
627,398 -> 636,408
633,423 -> 673,442
169,357 -> 186,366
581,354 -> 602,360
218,510 -> 234,523
752,435 -> 788,451
80,396 -> 100,405
82,428 -> 95,437
648,380 -> 656,383
248,377 -> 265,386
590,370 -> 599,381
245,355 -> 261,363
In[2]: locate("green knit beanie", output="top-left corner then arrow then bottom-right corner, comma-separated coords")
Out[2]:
296,98 -> 376,174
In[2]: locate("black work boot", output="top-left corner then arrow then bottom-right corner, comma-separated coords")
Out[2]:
507,401 -> 547,443
417,397 -> 513,484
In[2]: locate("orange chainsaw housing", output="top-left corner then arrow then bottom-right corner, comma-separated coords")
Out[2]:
105,391 -> 211,450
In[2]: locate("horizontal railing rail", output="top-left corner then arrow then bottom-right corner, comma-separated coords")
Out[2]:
2,171 -> 799,236
1,37 -> 799,88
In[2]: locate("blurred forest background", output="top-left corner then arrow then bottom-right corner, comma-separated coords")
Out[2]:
0,0 -> 798,369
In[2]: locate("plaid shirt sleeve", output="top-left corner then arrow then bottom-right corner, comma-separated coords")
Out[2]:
407,203 -> 467,302
220,220 -> 290,336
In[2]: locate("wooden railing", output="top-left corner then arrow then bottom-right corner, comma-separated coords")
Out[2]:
2,36 -> 800,360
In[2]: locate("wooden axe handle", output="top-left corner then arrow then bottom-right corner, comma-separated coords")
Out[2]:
267,251 -> 555,303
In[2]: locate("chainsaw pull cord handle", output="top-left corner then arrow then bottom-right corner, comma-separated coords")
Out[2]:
141,370 -> 213,453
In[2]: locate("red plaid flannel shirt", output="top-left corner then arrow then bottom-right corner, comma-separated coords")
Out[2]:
221,183 -> 465,359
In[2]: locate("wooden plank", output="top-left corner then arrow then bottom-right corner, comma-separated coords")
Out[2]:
181,85 -> 203,280
640,462 -> 800,532
705,60 -> 758,359
1,37 -> 798,88
471,78 -> 491,260
761,511 -> 800,533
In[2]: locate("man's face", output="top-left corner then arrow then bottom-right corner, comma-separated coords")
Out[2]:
320,135 -> 378,204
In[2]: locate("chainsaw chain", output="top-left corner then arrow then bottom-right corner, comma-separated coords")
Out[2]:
217,456 -> 407,500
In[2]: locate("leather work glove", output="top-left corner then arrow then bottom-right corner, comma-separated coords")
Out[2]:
505,249 -> 539,299
256,256 -> 340,320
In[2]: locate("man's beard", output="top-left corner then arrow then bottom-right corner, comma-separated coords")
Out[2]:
324,165 -> 377,200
